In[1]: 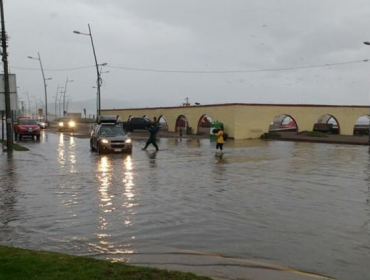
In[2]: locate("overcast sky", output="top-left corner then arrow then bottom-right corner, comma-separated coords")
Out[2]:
4,0 -> 370,115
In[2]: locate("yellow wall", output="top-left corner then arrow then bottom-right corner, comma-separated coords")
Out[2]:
102,103 -> 369,140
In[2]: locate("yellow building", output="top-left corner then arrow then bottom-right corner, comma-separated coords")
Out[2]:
102,103 -> 369,140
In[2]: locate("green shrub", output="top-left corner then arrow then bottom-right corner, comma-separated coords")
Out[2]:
305,131 -> 328,137
261,132 -> 281,139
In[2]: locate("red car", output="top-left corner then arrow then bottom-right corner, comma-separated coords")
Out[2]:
14,117 -> 41,140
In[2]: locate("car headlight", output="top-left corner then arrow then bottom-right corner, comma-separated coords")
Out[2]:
58,122 -> 64,127
125,138 -> 132,143
101,139 -> 109,144
69,121 -> 76,127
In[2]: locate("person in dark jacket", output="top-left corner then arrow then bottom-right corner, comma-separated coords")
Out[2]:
142,125 -> 159,151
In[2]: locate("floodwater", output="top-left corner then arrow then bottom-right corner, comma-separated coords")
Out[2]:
1,131 -> 369,280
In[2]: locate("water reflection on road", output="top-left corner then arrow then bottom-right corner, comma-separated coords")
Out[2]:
1,131 -> 370,280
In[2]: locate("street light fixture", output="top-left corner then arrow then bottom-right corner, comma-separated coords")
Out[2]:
363,41 -> 370,143
73,24 -> 106,116
28,53 -> 52,123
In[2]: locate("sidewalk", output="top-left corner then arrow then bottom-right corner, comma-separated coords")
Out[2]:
269,131 -> 370,146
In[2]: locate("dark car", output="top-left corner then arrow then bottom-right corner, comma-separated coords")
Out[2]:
121,117 -> 152,132
58,117 -> 76,132
90,118 -> 132,154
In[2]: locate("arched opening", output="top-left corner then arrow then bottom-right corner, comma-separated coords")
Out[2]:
313,115 -> 339,134
354,115 -> 370,135
175,115 -> 189,134
158,115 -> 168,131
197,114 -> 213,135
269,114 -> 298,133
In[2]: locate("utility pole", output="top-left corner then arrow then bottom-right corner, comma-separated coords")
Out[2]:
54,85 -> 63,118
73,24 -> 105,117
0,0 -> 13,152
62,77 -> 73,116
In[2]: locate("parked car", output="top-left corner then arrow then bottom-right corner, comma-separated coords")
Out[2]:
90,118 -> 132,154
36,120 -> 47,129
58,117 -> 76,132
13,117 -> 41,140
121,117 -> 152,132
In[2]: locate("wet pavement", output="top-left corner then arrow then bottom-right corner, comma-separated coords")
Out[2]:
1,130 -> 370,280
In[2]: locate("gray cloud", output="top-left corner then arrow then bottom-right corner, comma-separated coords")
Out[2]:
4,0 -> 370,116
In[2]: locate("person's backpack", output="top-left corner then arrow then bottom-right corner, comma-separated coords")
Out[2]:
222,132 -> 228,141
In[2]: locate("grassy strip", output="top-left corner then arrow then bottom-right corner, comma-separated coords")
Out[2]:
260,132 -> 281,139
0,245 -> 212,280
302,131 -> 328,137
0,140 -> 29,151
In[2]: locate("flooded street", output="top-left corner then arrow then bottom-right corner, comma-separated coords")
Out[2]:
1,131 -> 369,280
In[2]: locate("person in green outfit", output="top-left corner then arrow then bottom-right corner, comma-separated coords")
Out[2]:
142,124 -> 160,151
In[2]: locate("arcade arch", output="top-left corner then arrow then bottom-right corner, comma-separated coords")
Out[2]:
269,114 -> 298,133
175,115 -> 189,133
314,114 -> 339,134
158,115 -> 168,131
354,115 -> 370,135
197,114 -> 213,135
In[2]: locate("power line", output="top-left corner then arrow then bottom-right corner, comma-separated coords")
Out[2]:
8,59 -> 369,74
107,59 -> 369,73
9,65 -> 96,71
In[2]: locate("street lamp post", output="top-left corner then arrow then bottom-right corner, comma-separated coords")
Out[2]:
66,97 -> 72,113
31,95 -> 37,118
23,91 -> 31,117
73,24 -> 106,116
0,0 -> 13,151
54,85 -> 63,118
62,78 -> 73,116
363,41 -> 370,143
28,53 -> 52,123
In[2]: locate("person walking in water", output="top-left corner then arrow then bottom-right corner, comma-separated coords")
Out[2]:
215,126 -> 225,154
142,124 -> 159,151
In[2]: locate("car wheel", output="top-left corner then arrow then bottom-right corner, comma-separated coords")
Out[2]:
19,135 -> 22,140
36,135 -> 40,141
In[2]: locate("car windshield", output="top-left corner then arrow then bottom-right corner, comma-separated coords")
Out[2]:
100,126 -> 125,136
19,119 -> 37,125
60,118 -> 72,122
